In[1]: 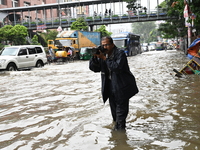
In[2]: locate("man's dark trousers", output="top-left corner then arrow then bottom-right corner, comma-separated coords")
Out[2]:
109,81 -> 129,130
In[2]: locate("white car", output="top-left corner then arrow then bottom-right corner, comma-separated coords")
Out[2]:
148,42 -> 157,51
141,43 -> 149,52
0,45 -> 47,71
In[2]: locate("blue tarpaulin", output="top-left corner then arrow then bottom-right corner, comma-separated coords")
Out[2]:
188,38 -> 200,48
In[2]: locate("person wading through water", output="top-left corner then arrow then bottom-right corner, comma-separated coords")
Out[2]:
89,36 -> 139,131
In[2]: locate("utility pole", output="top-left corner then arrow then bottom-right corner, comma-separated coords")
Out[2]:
147,0 -> 150,14
58,0 -> 61,27
157,0 -> 159,15
57,0 -> 62,32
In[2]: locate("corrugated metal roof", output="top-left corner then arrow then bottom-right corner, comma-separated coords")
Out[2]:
57,30 -> 76,38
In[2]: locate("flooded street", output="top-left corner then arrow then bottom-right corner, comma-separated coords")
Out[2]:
0,50 -> 200,150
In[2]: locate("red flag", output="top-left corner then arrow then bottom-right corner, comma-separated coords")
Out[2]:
183,2 -> 192,17
184,4 -> 189,18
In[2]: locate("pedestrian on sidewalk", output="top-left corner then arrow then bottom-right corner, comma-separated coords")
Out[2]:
105,9 -> 108,16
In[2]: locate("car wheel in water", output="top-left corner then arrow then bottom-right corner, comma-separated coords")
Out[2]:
36,61 -> 43,68
6,63 -> 16,71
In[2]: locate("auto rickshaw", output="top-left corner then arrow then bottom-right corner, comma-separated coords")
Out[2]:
155,42 -> 165,50
79,47 -> 94,60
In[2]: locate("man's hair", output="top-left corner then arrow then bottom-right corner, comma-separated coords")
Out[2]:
101,36 -> 113,44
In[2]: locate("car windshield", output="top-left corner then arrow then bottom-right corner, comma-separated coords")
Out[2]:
80,48 -> 92,53
80,48 -> 87,53
156,43 -> 163,46
55,40 -> 71,47
0,47 -> 18,56
113,40 -> 125,48
149,43 -> 156,46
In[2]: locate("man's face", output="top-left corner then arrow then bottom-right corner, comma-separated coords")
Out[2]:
101,39 -> 114,54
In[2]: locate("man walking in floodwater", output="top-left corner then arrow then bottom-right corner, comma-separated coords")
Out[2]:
89,36 -> 139,131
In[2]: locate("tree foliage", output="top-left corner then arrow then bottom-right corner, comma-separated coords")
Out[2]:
40,29 -> 58,41
0,25 -> 28,45
31,35 -> 41,45
94,25 -> 112,37
10,25 -> 28,45
158,1 -> 186,38
131,22 -> 158,43
158,0 -> 200,38
0,25 -> 13,42
39,29 -> 58,46
70,17 -> 88,31
122,0 -> 137,10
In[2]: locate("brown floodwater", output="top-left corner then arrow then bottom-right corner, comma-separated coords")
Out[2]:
0,50 -> 199,150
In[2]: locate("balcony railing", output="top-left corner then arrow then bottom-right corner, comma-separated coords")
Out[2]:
1,9 -> 169,29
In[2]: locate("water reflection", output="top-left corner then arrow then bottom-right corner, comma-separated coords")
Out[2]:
109,130 -> 132,150
167,75 -> 200,150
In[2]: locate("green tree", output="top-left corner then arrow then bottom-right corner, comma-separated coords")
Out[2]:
131,22 -> 157,43
158,0 -> 200,38
94,25 -> 112,37
0,25 -> 28,45
122,0 -> 137,10
10,25 -> 28,45
158,1 -> 186,38
31,35 -> 41,45
39,29 -> 58,46
149,29 -> 159,42
0,25 -> 13,43
70,17 -> 88,31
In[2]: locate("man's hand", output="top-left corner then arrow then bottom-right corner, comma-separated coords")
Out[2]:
95,50 -> 106,60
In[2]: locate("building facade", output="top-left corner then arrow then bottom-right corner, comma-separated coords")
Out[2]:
0,0 -> 59,23
0,0 -> 90,24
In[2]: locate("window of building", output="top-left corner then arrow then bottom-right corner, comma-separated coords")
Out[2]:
12,0 -> 18,7
34,4 -> 41,14
57,0 -> 64,3
24,2 -> 30,7
0,0 -> 6,5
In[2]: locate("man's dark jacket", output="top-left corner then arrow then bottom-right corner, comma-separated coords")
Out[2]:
89,46 -> 139,103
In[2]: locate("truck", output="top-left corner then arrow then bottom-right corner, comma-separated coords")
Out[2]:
48,30 -> 101,59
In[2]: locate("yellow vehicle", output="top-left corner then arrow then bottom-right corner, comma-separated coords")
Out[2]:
48,30 -> 101,59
